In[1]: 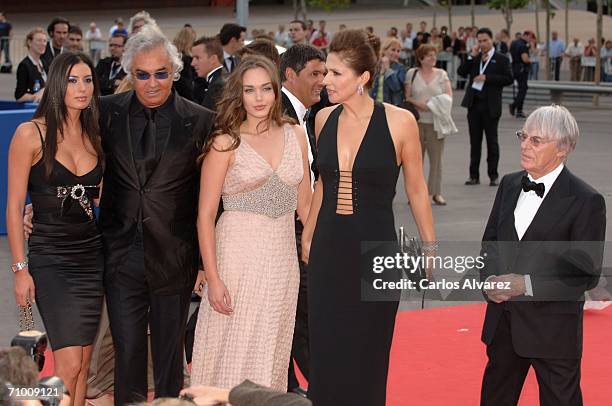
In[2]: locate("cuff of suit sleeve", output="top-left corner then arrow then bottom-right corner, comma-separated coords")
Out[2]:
524,274 -> 533,296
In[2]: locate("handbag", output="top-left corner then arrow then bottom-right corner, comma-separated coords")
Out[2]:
11,299 -> 48,371
398,227 -> 427,309
400,68 -> 420,121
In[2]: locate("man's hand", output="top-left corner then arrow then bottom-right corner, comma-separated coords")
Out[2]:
180,385 -> 230,406
473,74 -> 486,82
193,270 -> 205,297
23,204 -> 33,239
485,274 -> 526,303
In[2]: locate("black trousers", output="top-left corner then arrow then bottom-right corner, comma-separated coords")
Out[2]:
288,220 -> 310,390
512,70 -> 529,113
481,311 -> 582,406
105,233 -> 192,405
550,57 -> 562,81
467,100 -> 500,181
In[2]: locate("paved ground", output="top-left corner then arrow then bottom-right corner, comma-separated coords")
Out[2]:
1,87 -> 611,345
1,3 -> 611,347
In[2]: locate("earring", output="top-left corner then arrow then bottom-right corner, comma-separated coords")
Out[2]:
357,85 -> 364,96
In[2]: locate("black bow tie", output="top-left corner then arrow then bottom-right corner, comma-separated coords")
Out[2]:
521,175 -> 545,198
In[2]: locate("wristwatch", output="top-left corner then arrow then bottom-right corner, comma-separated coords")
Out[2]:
11,260 -> 28,273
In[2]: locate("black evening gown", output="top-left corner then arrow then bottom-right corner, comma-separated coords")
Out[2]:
308,102 -> 401,406
27,122 -> 104,350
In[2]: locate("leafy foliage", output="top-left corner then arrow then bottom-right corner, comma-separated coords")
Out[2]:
308,0 -> 351,11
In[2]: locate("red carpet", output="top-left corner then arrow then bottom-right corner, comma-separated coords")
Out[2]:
42,304 -> 612,405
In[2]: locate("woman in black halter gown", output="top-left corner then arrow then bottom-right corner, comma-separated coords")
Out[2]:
7,53 -> 104,405
303,30 -> 436,406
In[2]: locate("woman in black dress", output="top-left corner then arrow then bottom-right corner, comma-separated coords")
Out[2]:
15,27 -> 48,103
7,52 -> 103,406
302,30 -> 436,406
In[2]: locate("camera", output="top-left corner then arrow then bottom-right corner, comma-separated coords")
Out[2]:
38,376 -> 66,406
11,330 -> 48,371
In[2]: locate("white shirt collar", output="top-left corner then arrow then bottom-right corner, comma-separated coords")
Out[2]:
281,87 -> 307,126
526,163 -> 564,199
206,66 -> 223,83
223,50 -> 232,61
485,47 -> 495,59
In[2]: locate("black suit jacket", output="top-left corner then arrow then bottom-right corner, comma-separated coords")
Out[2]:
41,42 -> 61,73
281,91 -> 318,180
14,57 -> 46,100
201,67 -> 225,111
95,57 -> 126,96
481,167 -> 606,359
98,91 -> 215,295
457,51 -> 513,118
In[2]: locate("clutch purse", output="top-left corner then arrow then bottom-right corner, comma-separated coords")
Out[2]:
398,226 -> 427,289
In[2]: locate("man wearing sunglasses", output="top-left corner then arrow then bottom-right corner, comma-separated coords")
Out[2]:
479,105 -> 606,406
98,25 -> 215,405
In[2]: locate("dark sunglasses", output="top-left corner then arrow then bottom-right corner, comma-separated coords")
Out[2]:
134,70 -> 170,81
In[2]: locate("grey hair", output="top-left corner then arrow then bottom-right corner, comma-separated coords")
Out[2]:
129,11 -> 157,33
122,26 -> 183,81
524,104 -> 579,154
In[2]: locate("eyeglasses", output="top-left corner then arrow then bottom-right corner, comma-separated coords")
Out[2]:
515,130 -> 554,147
133,70 -> 171,81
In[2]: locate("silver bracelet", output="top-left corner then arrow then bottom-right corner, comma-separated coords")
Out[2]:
11,260 -> 28,273
422,241 -> 439,254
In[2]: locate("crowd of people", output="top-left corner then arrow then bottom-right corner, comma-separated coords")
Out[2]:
3,8 -> 608,406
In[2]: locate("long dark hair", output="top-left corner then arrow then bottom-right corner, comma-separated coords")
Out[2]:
33,52 -> 103,178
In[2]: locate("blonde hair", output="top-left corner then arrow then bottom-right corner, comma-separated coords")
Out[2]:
173,26 -> 196,56
381,37 -> 402,55
24,27 -> 46,48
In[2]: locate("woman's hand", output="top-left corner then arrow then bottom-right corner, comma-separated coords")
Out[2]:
14,269 -> 35,307
33,89 -> 44,103
416,100 -> 429,112
207,276 -> 233,315
23,204 -> 33,239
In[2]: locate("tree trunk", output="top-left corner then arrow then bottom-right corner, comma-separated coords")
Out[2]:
505,0 -> 513,33
535,0 -> 541,42
471,0 -> 475,27
448,1 -> 453,33
299,0 -> 308,21
565,0 -> 569,46
293,0 -> 298,20
433,1 -> 437,29
545,0 -> 551,80
595,0 -> 603,85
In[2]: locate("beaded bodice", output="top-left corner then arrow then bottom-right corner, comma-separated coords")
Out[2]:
221,124 -> 303,219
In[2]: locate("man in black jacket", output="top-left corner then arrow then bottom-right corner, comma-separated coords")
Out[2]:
41,17 -> 69,72
95,33 -> 127,96
479,105 -> 606,406
509,32 -> 531,119
458,27 -> 513,186
191,36 -> 225,111
279,43 -> 326,394
99,26 -> 214,405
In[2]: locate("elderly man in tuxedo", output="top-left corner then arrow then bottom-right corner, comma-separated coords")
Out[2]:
479,105 -> 606,406
99,26 -> 215,404
279,43 -> 326,394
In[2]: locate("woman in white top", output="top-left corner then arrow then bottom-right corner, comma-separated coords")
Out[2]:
404,44 -> 452,206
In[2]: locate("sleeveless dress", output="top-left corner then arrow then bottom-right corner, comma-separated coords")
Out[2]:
191,124 -> 303,391
308,102 -> 401,406
27,122 -> 104,350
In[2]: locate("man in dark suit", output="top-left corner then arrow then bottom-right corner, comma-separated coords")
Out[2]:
98,26 -> 214,405
279,44 -> 326,394
509,32 -> 531,119
191,36 -> 226,111
219,23 -> 246,74
41,17 -> 69,72
95,33 -> 127,96
458,27 -> 513,187
479,105 -> 606,406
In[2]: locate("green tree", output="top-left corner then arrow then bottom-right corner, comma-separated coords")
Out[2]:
487,0 -> 530,33
308,0 -> 351,11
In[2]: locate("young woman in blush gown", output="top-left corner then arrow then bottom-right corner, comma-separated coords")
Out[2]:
191,55 -> 312,391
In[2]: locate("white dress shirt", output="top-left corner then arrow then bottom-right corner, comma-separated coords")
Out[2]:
223,50 -> 234,72
514,163 -> 565,295
281,87 -> 314,190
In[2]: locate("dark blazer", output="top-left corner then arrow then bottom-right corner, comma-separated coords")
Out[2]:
480,167 -> 606,359
95,57 -> 126,96
172,53 -> 195,101
98,91 -> 215,295
14,56 -> 45,100
457,51 -> 513,118
41,42 -> 61,73
281,91 -> 318,180
201,67 -> 225,111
